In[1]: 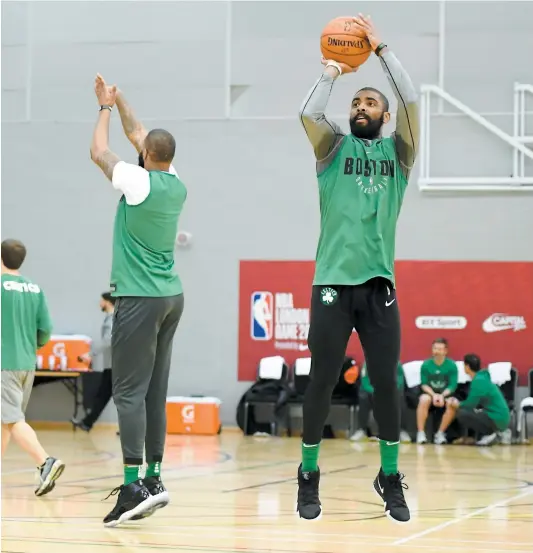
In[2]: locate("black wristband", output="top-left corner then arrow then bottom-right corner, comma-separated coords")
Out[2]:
374,43 -> 387,57
99,105 -> 112,112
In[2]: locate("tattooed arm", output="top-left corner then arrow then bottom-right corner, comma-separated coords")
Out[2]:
116,91 -> 148,153
90,108 -> 121,181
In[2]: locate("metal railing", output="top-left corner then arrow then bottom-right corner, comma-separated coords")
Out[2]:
513,83 -> 533,182
418,84 -> 533,192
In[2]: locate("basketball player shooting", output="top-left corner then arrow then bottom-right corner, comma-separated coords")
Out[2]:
297,14 -> 419,523
90,74 -> 186,527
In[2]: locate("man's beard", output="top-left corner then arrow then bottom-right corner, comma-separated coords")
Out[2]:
349,113 -> 384,140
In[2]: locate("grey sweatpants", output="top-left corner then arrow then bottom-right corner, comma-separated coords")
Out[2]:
112,295 -> 184,465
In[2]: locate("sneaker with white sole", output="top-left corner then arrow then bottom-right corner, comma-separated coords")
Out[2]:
499,429 -> 512,445
130,476 -> 169,520
433,431 -> 447,445
35,457 -> 65,496
399,431 -> 412,443
476,433 -> 498,447
103,480 -> 159,527
373,469 -> 410,524
349,429 -> 366,442
416,431 -> 427,444
296,464 -> 321,520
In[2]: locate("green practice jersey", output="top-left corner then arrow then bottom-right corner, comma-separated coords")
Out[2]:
315,135 -> 407,285
460,370 -> 510,431
299,49 -> 419,287
420,358 -> 458,394
111,168 -> 187,297
1,274 -> 52,370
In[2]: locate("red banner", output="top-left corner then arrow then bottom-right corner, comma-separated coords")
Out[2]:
238,260 -> 533,383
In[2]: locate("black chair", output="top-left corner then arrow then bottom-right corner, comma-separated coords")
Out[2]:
402,360 -> 424,410
286,357 -> 312,436
330,357 -> 359,437
243,356 -> 290,436
291,357 -> 312,398
287,356 -> 358,438
518,368 -> 533,440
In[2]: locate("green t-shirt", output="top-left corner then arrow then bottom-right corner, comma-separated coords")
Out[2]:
420,358 -> 458,394
314,135 -> 408,286
111,170 -> 187,297
360,361 -> 404,394
459,370 -> 510,431
1,274 -> 53,370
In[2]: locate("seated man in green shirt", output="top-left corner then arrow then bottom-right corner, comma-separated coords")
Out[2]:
351,362 -> 411,443
437,354 -> 511,447
416,338 -> 459,444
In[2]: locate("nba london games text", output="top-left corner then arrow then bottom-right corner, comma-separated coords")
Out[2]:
251,292 -> 310,352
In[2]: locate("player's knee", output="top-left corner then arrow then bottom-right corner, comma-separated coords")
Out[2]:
311,370 -> 338,391
309,358 -> 343,389
372,382 -> 397,403
418,394 -> 432,406
114,394 -> 142,415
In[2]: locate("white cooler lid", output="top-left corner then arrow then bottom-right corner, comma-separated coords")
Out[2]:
166,396 -> 221,405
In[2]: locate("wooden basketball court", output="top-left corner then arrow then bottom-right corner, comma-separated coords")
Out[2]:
2,427 -> 532,552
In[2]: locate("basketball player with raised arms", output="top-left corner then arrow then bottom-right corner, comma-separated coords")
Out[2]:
90,74 -> 186,527
296,14 -> 419,523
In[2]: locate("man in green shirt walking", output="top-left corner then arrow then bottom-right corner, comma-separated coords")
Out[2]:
1,239 -> 65,496
417,338 -> 459,444
296,14 -> 418,524
90,75 -> 186,527
437,354 -> 510,446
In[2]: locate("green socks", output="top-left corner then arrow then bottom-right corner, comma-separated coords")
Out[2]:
145,462 -> 161,478
302,440 -> 398,475
301,443 -> 320,472
124,462 -> 162,484
124,465 -> 141,485
379,439 -> 399,475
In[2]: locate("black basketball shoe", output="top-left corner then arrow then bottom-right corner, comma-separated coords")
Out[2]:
296,464 -> 321,520
373,468 -> 410,523
130,476 -> 170,520
103,479 -> 158,527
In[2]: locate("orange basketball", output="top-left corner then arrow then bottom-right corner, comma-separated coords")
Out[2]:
320,16 -> 372,68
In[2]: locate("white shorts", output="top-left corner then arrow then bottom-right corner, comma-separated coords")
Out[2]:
1,370 -> 35,424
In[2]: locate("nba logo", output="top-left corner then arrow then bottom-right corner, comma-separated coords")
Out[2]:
251,291 -> 274,340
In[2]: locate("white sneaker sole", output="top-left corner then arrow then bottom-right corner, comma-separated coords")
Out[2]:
295,501 -> 322,521
35,460 -> 65,496
130,490 -> 170,520
152,490 -> 170,511
104,494 -> 162,528
372,482 -> 411,525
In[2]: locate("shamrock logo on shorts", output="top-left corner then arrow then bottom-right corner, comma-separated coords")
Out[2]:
320,287 -> 338,306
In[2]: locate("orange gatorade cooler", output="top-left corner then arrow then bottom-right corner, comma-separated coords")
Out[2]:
166,396 -> 222,435
36,334 -> 92,371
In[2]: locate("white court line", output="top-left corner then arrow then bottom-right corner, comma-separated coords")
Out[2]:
4,518 -> 533,552
394,486 -> 533,546
3,525 -> 531,553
